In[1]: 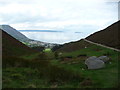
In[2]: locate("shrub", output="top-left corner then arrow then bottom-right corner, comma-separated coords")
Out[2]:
2,56 -> 31,68
43,65 -> 84,83
37,52 -> 47,60
54,52 -> 59,59
10,73 -> 24,80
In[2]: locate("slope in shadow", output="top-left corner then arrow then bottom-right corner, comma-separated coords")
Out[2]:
86,20 -> 120,49
56,21 -> 120,52
2,29 -> 35,57
57,39 -> 92,52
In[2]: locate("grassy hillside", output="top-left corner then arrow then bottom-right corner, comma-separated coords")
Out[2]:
86,20 -> 120,49
2,29 -> 36,57
52,43 -> 119,88
2,29 -> 84,88
57,39 -> 93,52
56,21 -> 120,53
2,22 -> 119,88
3,40 -> 119,88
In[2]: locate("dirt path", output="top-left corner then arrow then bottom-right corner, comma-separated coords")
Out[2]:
84,39 -> 120,52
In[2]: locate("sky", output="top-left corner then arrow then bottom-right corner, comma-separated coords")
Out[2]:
0,0 -> 119,44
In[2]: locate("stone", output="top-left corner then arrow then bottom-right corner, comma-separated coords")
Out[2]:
85,56 -> 105,69
98,56 -> 109,63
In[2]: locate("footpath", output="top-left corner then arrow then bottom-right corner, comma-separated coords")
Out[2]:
84,39 -> 120,52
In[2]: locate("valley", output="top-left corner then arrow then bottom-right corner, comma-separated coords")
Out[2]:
2,40 -> 119,88
1,20 -> 120,88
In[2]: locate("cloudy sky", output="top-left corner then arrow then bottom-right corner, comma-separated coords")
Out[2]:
0,0 -> 119,44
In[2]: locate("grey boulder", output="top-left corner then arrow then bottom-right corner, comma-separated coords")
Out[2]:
98,56 -> 110,63
85,56 -> 105,69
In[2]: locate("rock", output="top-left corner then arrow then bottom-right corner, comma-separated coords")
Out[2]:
85,56 -> 105,69
85,56 -> 97,65
98,56 -> 110,63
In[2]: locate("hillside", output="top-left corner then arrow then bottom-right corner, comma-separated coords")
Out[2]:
0,25 -> 29,42
57,39 -> 93,52
0,25 -> 58,48
2,26 -> 119,88
2,29 -> 35,56
56,21 -> 120,52
86,20 -> 120,49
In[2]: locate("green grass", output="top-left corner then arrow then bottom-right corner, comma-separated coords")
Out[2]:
60,44 -> 117,57
22,42 -> 31,46
20,53 -> 40,60
50,45 -> 119,88
43,48 -> 52,52
2,43 -> 119,88
3,62 -> 84,88
3,67 -> 50,88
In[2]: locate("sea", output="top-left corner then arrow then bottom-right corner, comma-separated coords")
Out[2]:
19,30 -> 90,44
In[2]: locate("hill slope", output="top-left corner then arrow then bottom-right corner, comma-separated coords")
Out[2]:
86,20 -> 120,49
57,39 -> 93,52
56,21 -> 120,52
0,25 -> 58,48
1,29 -> 35,56
0,25 -> 29,42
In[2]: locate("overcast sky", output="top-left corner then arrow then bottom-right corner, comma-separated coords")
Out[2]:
0,0 -> 119,31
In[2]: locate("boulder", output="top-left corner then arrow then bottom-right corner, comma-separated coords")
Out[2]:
98,56 -> 110,63
85,56 -> 105,69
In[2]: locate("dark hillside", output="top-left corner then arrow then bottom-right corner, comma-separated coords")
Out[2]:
57,39 -> 92,52
57,21 -> 120,52
2,29 -> 35,56
86,20 -> 120,49
0,25 -> 29,42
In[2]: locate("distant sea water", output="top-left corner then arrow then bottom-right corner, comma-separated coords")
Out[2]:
19,30 -> 90,44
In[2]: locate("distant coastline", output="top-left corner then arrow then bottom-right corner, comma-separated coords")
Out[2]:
18,30 -> 63,32
75,32 -> 82,33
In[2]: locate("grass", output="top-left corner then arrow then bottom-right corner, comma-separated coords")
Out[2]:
43,48 -> 52,52
50,45 -> 119,88
20,53 -> 40,60
2,43 -> 119,88
3,62 -> 84,88
3,67 -> 49,88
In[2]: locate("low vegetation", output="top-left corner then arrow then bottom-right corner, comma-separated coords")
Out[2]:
3,41 -> 119,88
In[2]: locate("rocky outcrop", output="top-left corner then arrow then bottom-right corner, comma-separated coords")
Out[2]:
98,56 -> 110,63
85,56 -> 105,69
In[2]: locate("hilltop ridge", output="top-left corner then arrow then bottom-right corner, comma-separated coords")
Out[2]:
56,20 -> 120,52
86,20 -> 120,49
